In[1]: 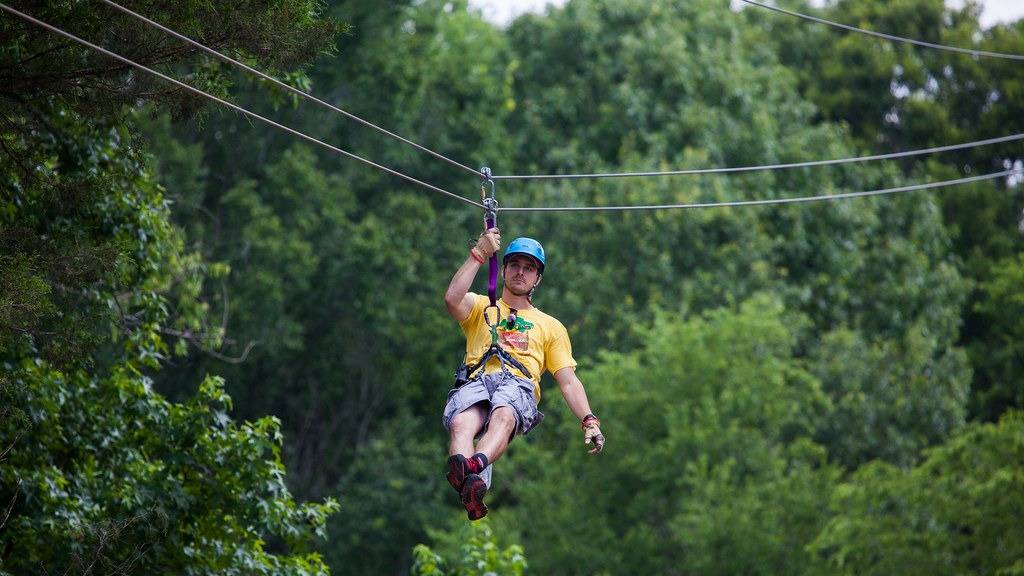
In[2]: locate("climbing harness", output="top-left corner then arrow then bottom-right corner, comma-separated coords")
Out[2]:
454,331 -> 532,389
453,168 -> 532,388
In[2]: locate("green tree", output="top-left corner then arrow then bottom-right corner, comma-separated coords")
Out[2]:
1,0 -> 337,364
502,0 -> 967,348
809,327 -> 970,469
810,410 -> 1024,576
322,416 -> 451,574
1,0 -> 342,572
412,522 -> 527,576
761,0 -> 1024,420
968,253 -> 1024,419
0,92 -> 203,370
0,363 -> 338,575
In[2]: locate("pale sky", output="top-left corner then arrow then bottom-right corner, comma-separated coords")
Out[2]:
468,0 -> 1024,28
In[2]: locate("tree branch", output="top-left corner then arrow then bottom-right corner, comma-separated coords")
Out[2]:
0,478 -> 22,532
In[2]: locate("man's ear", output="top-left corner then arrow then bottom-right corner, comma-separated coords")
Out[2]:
534,274 -> 543,288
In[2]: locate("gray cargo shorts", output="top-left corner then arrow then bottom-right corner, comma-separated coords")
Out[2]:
442,372 -> 544,437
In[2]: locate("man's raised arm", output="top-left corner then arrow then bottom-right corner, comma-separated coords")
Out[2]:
445,227 -> 500,322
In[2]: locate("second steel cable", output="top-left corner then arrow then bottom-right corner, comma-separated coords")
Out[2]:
0,3 -> 482,209
739,0 -> 1024,61
491,133 -> 1024,180
499,169 -> 1020,212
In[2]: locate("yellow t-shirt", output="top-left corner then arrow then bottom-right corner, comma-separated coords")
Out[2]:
459,293 -> 576,401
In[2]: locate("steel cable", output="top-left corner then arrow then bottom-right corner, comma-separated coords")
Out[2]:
739,0 -> 1024,61
0,3 -> 482,209
499,169 -> 1019,212
492,133 -> 1024,180
100,0 -> 484,179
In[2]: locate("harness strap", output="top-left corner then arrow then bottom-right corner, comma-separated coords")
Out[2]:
480,167 -> 498,307
465,344 -> 533,382
487,227 -> 498,305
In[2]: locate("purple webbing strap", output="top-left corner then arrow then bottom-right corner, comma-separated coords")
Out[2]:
486,213 -> 498,306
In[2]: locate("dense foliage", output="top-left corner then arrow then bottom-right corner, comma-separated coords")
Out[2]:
1,365 -> 338,574
1,1 -> 339,573
811,410 -> 1024,576
2,0 -> 1022,574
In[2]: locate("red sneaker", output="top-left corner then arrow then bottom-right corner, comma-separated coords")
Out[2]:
460,473 -> 488,521
447,454 -> 468,493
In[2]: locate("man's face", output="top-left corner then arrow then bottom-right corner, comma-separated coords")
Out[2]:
503,255 -> 542,297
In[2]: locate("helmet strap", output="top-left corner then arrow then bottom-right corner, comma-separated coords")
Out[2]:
527,276 -> 541,303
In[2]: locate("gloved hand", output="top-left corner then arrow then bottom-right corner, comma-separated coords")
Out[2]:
472,227 -> 501,260
582,415 -> 605,454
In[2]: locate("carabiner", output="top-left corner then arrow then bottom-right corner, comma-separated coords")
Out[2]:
483,304 -> 500,328
483,304 -> 501,346
480,166 -> 497,223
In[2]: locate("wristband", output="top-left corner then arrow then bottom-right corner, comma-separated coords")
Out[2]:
470,248 -> 486,264
581,414 -> 600,429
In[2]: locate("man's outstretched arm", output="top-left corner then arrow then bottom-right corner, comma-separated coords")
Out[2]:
445,228 -> 500,322
554,367 -> 605,454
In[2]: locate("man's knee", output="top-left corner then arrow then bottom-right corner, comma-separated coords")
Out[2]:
490,406 -> 517,430
450,405 -> 485,437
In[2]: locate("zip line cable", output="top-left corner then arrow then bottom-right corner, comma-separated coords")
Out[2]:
491,133 -> 1024,180
5,5 -> 1019,216
499,168 -> 1019,212
99,0 -> 484,179
0,3 -> 483,210
738,0 -> 1024,61
99,0 -> 1024,183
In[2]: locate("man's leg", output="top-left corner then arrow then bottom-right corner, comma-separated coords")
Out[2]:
473,406 -> 517,464
459,405 -> 517,521
448,401 -> 488,457
446,402 -> 489,495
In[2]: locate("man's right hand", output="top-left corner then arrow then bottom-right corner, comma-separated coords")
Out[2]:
583,415 -> 605,454
473,227 -> 501,260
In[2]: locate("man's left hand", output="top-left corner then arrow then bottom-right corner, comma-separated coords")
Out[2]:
583,416 -> 605,454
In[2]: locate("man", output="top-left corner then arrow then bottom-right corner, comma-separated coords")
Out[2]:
442,227 -> 605,520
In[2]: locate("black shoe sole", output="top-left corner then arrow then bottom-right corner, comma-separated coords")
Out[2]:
461,473 -> 488,521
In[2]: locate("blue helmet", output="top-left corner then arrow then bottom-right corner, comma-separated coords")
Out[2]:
503,237 -> 545,273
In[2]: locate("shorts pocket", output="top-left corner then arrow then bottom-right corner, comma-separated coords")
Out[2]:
517,387 -> 544,435
441,387 -> 462,429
